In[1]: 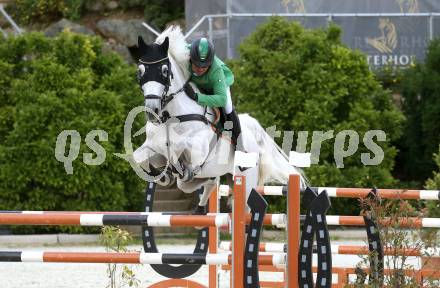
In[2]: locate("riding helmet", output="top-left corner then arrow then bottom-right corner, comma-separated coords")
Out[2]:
190,38 -> 215,68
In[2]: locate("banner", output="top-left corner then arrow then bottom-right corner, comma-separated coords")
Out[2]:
334,16 -> 429,67
185,0 -> 440,66
231,0 -> 440,14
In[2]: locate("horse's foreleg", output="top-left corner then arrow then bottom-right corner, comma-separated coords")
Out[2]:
198,178 -> 217,207
137,152 -> 176,187
192,178 -> 217,215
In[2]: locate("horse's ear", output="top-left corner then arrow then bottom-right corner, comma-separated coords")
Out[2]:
138,36 -> 149,51
160,37 -> 169,54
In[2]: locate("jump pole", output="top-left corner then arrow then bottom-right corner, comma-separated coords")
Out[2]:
233,175 -> 246,288
288,174 -> 301,288
219,185 -> 440,200
208,185 -> 219,288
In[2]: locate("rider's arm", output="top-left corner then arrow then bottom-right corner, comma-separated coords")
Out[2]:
197,68 -> 227,107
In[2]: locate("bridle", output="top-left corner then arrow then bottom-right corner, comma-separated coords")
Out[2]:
139,57 -> 187,122
139,56 -> 215,128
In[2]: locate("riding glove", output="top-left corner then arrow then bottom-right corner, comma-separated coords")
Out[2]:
184,82 -> 198,102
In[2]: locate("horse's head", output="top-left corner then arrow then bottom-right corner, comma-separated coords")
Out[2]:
137,36 -> 171,119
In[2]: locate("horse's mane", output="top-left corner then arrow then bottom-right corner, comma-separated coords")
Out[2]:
155,25 -> 190,80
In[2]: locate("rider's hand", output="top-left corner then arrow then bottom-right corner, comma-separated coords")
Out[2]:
184,82 -> 198,102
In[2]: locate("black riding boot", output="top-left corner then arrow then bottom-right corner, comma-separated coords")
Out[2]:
225,110 -> 244,152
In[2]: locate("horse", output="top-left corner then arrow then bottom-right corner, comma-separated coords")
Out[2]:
133,26 -> 305,209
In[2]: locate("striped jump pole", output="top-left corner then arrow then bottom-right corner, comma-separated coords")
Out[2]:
219,242 -> 440,257
0,211 -> 286,227
219,185 -> 440,200
220,241 -> 286,253
317,187 -> 440,200
0,251 -> 286,265
327,246 -> 440,257
0,212 -> 230,227
220,184 -> 287,197
325,215 -> 440,228
5,212 -> 438,228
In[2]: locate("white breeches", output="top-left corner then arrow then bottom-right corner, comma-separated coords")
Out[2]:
225,87 -> 233,114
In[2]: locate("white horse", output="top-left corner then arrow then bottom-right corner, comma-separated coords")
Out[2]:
133,26 -> 304,209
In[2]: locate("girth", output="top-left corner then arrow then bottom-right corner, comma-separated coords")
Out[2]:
160,111 -> 209,125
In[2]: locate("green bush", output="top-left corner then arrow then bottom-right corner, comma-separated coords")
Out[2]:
0,32 -> 145,232
6,0 -> 86,24
230,17 -> 404,215
400,39 -> 440,182
7,0 -> 183,30
425,146 -> 440,217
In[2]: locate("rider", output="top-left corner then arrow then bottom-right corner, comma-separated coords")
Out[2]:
183,37 -> 243,151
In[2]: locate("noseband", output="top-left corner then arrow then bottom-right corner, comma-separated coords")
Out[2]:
139,57 -> 185,113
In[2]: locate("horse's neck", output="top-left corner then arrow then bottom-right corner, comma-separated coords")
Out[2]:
167,56 -> 208,117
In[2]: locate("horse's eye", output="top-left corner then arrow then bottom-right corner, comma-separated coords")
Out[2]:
161,65 -> 168,78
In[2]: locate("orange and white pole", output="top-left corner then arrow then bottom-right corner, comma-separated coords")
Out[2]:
287,174 -> 301,288
232,175 -> 246,288
209,185 -> 219,288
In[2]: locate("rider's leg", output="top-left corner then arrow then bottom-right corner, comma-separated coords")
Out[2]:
224,87 -> 233,115
224,87 -> 244,151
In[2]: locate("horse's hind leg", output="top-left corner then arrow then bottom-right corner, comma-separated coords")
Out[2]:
192,178 -> 217,215
176,178 -> 217,214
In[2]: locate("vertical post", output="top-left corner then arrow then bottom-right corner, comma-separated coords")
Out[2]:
232,175 -> 246,288
287,174 -> 301,288
327,14 -> 333,28
208,16 -> 213,43
226,0 -> 232,59
338,269 -> 347,287
429,14 -> 434,41
209,185 -> 219,288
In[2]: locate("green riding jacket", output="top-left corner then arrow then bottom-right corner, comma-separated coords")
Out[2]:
189,56 -> 234,107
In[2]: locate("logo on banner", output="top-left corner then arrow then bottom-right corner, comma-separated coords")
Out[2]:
366,18 -> 397,53
281,0 -> 306,13
365,18 -> 417,67
396,0 -> 420,13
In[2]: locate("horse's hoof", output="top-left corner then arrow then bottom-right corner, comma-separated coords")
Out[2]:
179,167 -> 194,182
157,172 -> 176,187
192,205 -> 207,215
238,166 -> 250,172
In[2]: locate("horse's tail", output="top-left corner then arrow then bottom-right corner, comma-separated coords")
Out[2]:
239,114 -> 307,187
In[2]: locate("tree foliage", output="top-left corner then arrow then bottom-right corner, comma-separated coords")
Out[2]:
425,146 -> 440,217
120,0 -> 184,30
230,17 -> 404,214
7,0 -> 184,28
400,39 -> 440,182
0,32 -> 145,225
7,0 -> 85,24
